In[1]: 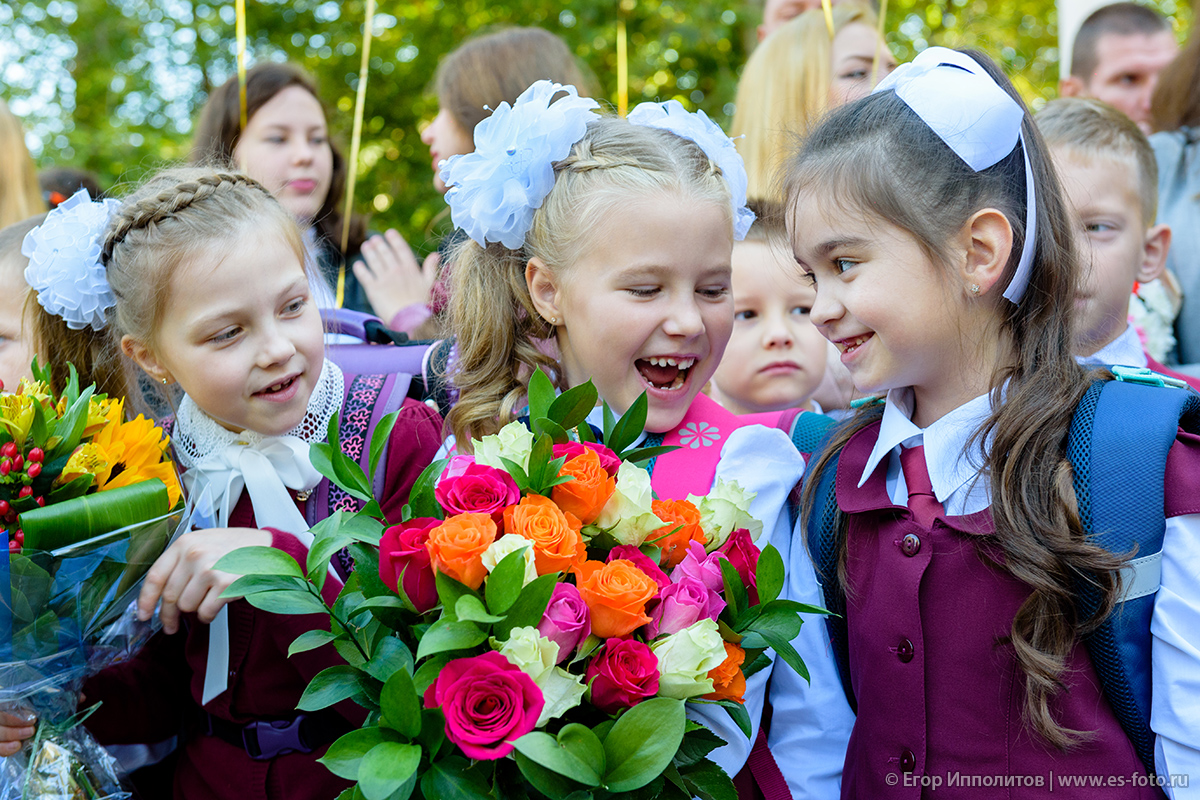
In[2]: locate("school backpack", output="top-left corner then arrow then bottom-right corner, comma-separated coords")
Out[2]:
800,368 -> 1200,778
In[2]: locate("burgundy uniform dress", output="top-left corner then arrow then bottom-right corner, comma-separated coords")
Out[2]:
84,398 -> 443,800
833,420 -> 1200,799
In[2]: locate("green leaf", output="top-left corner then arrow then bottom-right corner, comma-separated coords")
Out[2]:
455,594 -> 505,624
745,608 -> 803,642
755,627 -> 810,683
672,726 -> 725,767
354,596 -> 410,615
548,382 -> 599,430
380,668 -> 421,738
415,618 -> 486,660
320,727 -> 394,780
289,628 -> 338,657
221,573 -> 309,599
363,635 -> 415,683
619,445 -> 680,465
514,750 -> 586,800
485,549 -> 529,614
243,589 -> 328,616
298,665 -> 369,711
421,757 -> 493,800
576,422 -> 596,444
413,654 -> 454,696
513,729 -> 602,787
532,416 -> 570,444
568,634 -> 603,667
755,544 -> 785,606
369,410 -> 400,485
407,457 -> 450,520
527,367 -> 556,422
434,571 -> 478,619
493,573 -> 558,641
358,742 -> 421,800
602,697 -> 685,792
601,403 -> 617,443
718,559 -> 748,622
21,478 -> 170,551
214,545 -> 304,578
500,456 -> 531,493
679,758 -> 737,800
755,599 -> 832,617
740,650 -> 771,680
524,433 -> 555,494
607,392 -> 648,455
689,699 -> 751,739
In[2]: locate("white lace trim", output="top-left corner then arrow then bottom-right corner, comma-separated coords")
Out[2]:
172,359 -> 345,470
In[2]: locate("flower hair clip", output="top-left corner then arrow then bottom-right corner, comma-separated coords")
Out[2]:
626,100 -> 755,241
22,188 -> 121,331
442,81 -> 600,249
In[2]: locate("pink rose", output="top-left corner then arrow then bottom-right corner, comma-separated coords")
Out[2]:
608,545 -> 671,590
718,528 -> 760,605
379,518 -> 441,613
537,583 -> 592,664
423,651 -> 544,759
435,461 -> 521,522
553,441 -> 621,477
586,638 -> 659,714
442,454 -> 476,479
644,577 -> 726,639
670,541 -> 727,594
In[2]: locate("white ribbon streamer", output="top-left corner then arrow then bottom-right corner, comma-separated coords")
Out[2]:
874,47 -> 1037,304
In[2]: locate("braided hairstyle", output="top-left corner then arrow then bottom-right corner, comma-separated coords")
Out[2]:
103,168 -> 305,356
446,117 -> 731,446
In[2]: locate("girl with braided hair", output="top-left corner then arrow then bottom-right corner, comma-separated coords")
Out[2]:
442,81 -> 844,797
1,167 -> 443,799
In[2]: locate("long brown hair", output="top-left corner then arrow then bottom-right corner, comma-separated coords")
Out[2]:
792,51 -> 1128,749
435,27 -> 593,135
0,101 -> 47,228
190,62 -> 366,256
1151,28 -> 1200,131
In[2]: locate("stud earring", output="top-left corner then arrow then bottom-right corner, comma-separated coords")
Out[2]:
970,284 -> 981,296
548,316 -> 557,325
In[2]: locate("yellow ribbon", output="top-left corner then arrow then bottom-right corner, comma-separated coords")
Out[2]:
339,0 -> 376,306
617,16 -> 628,117
236,0 -> 247,130
872,0 -> 890,88
821,0 -> 835,38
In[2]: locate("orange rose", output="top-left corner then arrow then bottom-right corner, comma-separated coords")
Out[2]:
650,499 -> 707,567
426,513 -> 497,589
503,494 -> 586,575
572,559 -> 658,638
551,449 -> 616,525
703,642 -> 747,703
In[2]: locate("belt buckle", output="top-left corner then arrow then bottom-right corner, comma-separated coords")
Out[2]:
244,716 -> 309,761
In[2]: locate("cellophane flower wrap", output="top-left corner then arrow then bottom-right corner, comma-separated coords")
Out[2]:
216,369 -> 826,800
0,361 -> 187,800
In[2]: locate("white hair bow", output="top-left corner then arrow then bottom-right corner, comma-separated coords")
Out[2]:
874,47 -> 1037,304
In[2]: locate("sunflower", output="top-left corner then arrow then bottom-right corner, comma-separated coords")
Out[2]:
90,413 -> 181,507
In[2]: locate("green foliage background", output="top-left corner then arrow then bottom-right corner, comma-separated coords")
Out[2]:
2,0 -> 1191,253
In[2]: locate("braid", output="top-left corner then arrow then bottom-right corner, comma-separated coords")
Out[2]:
101,172 -> 273,265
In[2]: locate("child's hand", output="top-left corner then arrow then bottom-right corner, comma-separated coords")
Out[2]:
354,230 -> 439,324
0,709 -> 36,757
137,528 -> 273,634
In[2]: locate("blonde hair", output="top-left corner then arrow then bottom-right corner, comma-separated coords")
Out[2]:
0,100 -> 47,228
101,168 -> 305,357
1037,97 -> 1159,224
447,117 -> 732,445
731,3 -> 877,203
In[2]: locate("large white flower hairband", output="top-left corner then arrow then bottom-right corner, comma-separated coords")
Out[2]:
441,80 -> 756,249
873,46 -> 1037,305
22,188 -> 121,331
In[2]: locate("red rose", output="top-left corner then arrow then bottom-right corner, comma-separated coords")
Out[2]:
378,517 -> 440,613
586,638 -> 659,714
717,528 -> 760,605
424,651 -> 544,759
435,461 -> 521,522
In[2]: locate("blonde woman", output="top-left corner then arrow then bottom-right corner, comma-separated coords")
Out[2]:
0,99 -> 46,227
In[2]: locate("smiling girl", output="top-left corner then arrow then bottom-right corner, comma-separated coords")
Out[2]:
443,81 -> 844,796
0,167 -> 442,799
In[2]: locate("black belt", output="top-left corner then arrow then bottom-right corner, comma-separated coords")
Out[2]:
204,711 -> 351,761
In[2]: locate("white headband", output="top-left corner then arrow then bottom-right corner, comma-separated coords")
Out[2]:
874,47 -> 1037,304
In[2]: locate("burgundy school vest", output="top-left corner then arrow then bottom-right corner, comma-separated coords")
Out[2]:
835,422 -> 1161,799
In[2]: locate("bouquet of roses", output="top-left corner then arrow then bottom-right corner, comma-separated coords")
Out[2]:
216,369 -> 822,800
0,362 -> 186,800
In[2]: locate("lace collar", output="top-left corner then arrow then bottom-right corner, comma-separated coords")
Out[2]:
172,359 -> 345,470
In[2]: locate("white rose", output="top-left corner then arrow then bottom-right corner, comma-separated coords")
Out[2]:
595,461 -> 667,546
481,534 -> 537,587
493,626 -> 585,726
688,479 -> 761,551
650,618 -> 727,700
473,421 -> 535,473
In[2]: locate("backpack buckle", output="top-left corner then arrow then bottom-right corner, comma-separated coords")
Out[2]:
1110,365 -> 1188,390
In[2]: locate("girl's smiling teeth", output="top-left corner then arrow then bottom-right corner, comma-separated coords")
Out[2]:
258,375 -> 298,396
635,356 -> 697,390
837,334 -> 873,355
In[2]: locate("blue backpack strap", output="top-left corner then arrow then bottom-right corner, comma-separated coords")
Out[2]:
1068,376 -> 1200,776
787,409 -> 837,456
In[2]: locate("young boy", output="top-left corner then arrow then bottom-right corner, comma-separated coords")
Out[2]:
1037,97 -> 1199,389
711,213 -> 829,415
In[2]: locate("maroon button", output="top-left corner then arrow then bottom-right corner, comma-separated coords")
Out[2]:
897,638 -> 914,663
899,749 -> 916,773
901,533 -> 921,556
